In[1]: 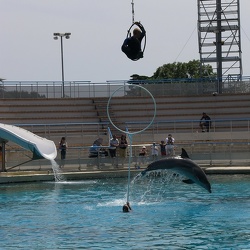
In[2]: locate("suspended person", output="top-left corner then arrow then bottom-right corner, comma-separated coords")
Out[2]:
121,22 -> 146,61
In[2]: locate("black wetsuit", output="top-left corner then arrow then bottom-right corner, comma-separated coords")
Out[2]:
121,24 -> 145,60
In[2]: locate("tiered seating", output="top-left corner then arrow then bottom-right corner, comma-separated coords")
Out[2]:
0,98 -> 98,124
98,93 -> 250,122
94,93 -> 250,136
0,93 -> 249,147
0,98 -> 102,146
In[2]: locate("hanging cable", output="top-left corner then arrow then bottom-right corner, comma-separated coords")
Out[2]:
131,0 -> 135,24
174,25 -> 196,62
122,0 -> 146,61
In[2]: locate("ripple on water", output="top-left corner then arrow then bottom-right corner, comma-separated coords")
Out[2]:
0,175 -> 249,249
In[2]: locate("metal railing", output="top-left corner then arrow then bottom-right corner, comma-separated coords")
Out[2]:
14,118 -> 250,144
3,118 -> 250,172
1,77 -> 250,98
5,141 -> 250,172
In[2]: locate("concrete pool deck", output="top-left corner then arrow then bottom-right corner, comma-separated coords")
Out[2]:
0,166 -> 250,184
0,168 -> 142,184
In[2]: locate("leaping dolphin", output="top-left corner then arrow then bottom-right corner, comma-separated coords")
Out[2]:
141,148 -> 212,193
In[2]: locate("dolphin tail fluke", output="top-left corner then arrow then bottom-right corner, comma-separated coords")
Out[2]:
180,148 -> 190,159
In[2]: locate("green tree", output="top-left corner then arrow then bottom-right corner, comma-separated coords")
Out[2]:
152,60 -> 215,79
130,74 -> 150,80
127,60 -> 216,96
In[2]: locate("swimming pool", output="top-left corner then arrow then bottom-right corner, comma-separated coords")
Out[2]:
0,174 -> 249,249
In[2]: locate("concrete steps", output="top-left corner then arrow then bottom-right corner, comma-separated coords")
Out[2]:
0,93 -> 249,147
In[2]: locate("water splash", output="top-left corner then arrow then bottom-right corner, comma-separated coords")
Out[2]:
131,170 -> 185,203
50,159 -> 66,182
133,170 -> 183,184
97,198 -> 125,207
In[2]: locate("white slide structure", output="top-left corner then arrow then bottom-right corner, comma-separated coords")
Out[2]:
0,123 -> 57,160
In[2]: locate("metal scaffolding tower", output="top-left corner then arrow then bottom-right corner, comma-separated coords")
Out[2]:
197,0 -> 242,93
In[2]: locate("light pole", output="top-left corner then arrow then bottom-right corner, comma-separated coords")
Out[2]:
53,32 -> 71,98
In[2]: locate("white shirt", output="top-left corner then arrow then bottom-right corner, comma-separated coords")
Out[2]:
151,144 -> 159,156
166,137 -> 175,145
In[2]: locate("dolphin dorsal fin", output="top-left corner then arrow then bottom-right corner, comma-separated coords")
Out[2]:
180,148 -> 190,159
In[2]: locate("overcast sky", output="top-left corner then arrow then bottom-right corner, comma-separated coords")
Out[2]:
1,0 -> 250,82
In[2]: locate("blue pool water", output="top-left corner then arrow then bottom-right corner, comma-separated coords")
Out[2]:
0,174 -> 250,249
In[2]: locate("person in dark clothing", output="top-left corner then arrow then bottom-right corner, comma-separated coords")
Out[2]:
58,137 -> 68,168
89,138 -> 108,158
199,112 -> 212,132
118,134 -> 128,167
121,22 -> 145,60
59,137 -> 67,160
160,140 -> 167,157
122,202 -> 132,213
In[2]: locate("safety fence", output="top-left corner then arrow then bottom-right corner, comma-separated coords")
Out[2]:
5,141 -> 250,172
1,77 -> 250,98
14,118 -> 250,146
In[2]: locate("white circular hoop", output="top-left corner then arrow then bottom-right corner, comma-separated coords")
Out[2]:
106,84 -> 156,135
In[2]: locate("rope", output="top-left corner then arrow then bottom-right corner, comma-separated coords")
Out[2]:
174,25 -> 196,62
131,0 -> 135,24
126,132 -> 133,203
107,84 -> 157,205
